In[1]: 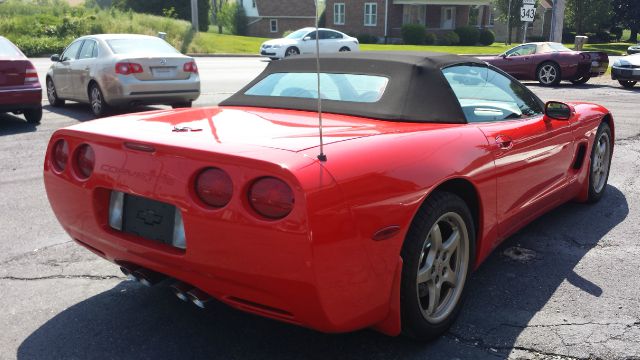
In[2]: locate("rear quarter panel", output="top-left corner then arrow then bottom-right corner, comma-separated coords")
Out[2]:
300,124 -> 498,328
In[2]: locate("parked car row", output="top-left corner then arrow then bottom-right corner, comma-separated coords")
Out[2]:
1,31 -> 637,125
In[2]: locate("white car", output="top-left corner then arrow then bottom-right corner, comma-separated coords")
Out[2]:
611,53 -> 640,88
260,28 -> 359,60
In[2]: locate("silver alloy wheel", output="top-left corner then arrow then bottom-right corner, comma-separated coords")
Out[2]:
591,130 -> 611,193
416,212 -> 469,323
285,47 -> 299,57
90,86 -> 102,115
47,79 -> 57,102
539,64 -> 558,85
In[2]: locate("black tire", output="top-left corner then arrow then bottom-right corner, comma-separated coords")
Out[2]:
570,75 -> 591,85
400,191 -> 476,341
23,107 -> 42,124
536,62 -> 561,86
46,77 -> 65,107
339,46 -> 351,52
619,80 -> 637,88
284,47 -> 299,57
587,122 -> 613,203
172,101 -> 192,109
89,83 -> 110,117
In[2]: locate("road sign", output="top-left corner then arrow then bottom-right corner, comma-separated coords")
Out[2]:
523,0 -> 535,4
520,5 -> 536,22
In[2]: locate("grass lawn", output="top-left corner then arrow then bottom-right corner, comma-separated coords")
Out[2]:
187,33 -> 632,56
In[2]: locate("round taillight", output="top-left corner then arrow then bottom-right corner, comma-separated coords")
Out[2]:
74,144 -> 95,179
195,168 -> 233,208
248,177 -> 294,220
51,139 -> 69,172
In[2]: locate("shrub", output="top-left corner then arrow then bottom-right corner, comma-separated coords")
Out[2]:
11,36 -> 70,57
437,31 -> 459,46
454,26 -> 480,46
478,29 -> 495,46
401,23 -> 426,45
233,3 -> 248,36
610,26 -> 623,42
356,33 -> 378,44
424,32 -> 436,45
562,31 -> 576,44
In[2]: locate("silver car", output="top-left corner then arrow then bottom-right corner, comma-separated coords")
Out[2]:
46,34 -> 200,117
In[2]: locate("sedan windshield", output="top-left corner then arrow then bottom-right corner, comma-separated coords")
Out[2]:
245,72 -> 389,103
285,29 -> 309,40
106,38 -> 180,54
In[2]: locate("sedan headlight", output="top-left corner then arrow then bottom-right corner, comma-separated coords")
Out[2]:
613,59 -> 621,67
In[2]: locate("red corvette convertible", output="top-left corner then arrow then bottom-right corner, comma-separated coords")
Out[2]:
480,42 -> 608,86
44,52 -> 614,340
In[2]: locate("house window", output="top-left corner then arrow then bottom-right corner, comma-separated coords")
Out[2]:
441,6 -> 456,29
334,3 -> 345,25
252,0 -> 256,8
364,3 -> 377,26
270,19 -> 278,33
489,10 -> 495,26
402,5 -> 426,25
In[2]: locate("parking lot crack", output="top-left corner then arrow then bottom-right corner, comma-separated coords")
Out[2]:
445,331 -> 584,359
0,274 -> 123,281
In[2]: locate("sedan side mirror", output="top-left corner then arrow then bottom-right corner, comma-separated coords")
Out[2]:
545,101 -> 572,120
50,54 -> 60,62
303,36 -> 311,41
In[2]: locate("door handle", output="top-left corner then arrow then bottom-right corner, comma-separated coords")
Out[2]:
495,135 -> 514,150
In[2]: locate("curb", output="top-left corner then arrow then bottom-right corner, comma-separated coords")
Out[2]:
187,53 -> 262,58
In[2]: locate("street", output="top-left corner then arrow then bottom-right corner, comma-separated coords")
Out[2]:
1,57 -> 640,359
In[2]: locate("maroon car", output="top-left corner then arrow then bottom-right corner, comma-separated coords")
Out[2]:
480,42 -> 608,86
0,36 -> 42,124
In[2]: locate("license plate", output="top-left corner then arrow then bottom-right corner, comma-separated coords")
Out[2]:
109,191 -> 185,248
151,67 -> 177,78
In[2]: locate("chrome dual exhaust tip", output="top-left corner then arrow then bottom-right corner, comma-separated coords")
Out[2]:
186,288 -> 212,309
169,282 -> 193,302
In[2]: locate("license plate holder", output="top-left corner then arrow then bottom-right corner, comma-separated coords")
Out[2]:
122,194 -> 176,245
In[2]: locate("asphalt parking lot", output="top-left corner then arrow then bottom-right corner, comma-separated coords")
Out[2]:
1,57 -> 639,360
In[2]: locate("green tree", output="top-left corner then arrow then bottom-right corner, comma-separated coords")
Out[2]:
211,0 -> 229,34
612,0 -> 640,42
565,0 -> 612,34
218,1 -> 237,34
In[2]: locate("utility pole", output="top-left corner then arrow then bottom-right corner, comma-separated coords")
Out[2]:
191,0 -> 199,31
506,0 -> 513,44
549,0 -> 565,42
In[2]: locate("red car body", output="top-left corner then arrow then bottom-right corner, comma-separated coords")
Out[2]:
0,36 -> 42,122
43,52 -> 614,337
480,42 -> 608,85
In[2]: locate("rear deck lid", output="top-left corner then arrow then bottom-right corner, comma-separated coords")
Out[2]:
64,106 -> 437,153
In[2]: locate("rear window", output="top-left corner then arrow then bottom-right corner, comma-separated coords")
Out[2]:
106,38 -> 179,55
0,38 -> 22,57
245,72 -> 389,103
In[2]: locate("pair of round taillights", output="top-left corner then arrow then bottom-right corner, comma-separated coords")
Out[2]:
194,168 -> 295,220
51,140 -> 95,179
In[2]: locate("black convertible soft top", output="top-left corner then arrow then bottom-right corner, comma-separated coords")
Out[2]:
220,51 -> 486,124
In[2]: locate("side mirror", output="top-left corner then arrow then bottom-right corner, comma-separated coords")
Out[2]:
500,53 -> 507,58
303,36 -> 311,41
545,101 -> 572,120
50,54 -> 60,62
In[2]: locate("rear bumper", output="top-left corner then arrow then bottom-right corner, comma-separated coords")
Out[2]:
102,75 -> 200,106
43,130 -> 398,334
0,86 -> 42,110
611,67 -> 640,81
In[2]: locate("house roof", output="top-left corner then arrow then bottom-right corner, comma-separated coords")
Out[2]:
221,51 -> 487,124
255,0 -> 316,17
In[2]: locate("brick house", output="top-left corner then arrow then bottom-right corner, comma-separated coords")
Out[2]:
325,0 -> 492,42
238,0 -> 317,38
